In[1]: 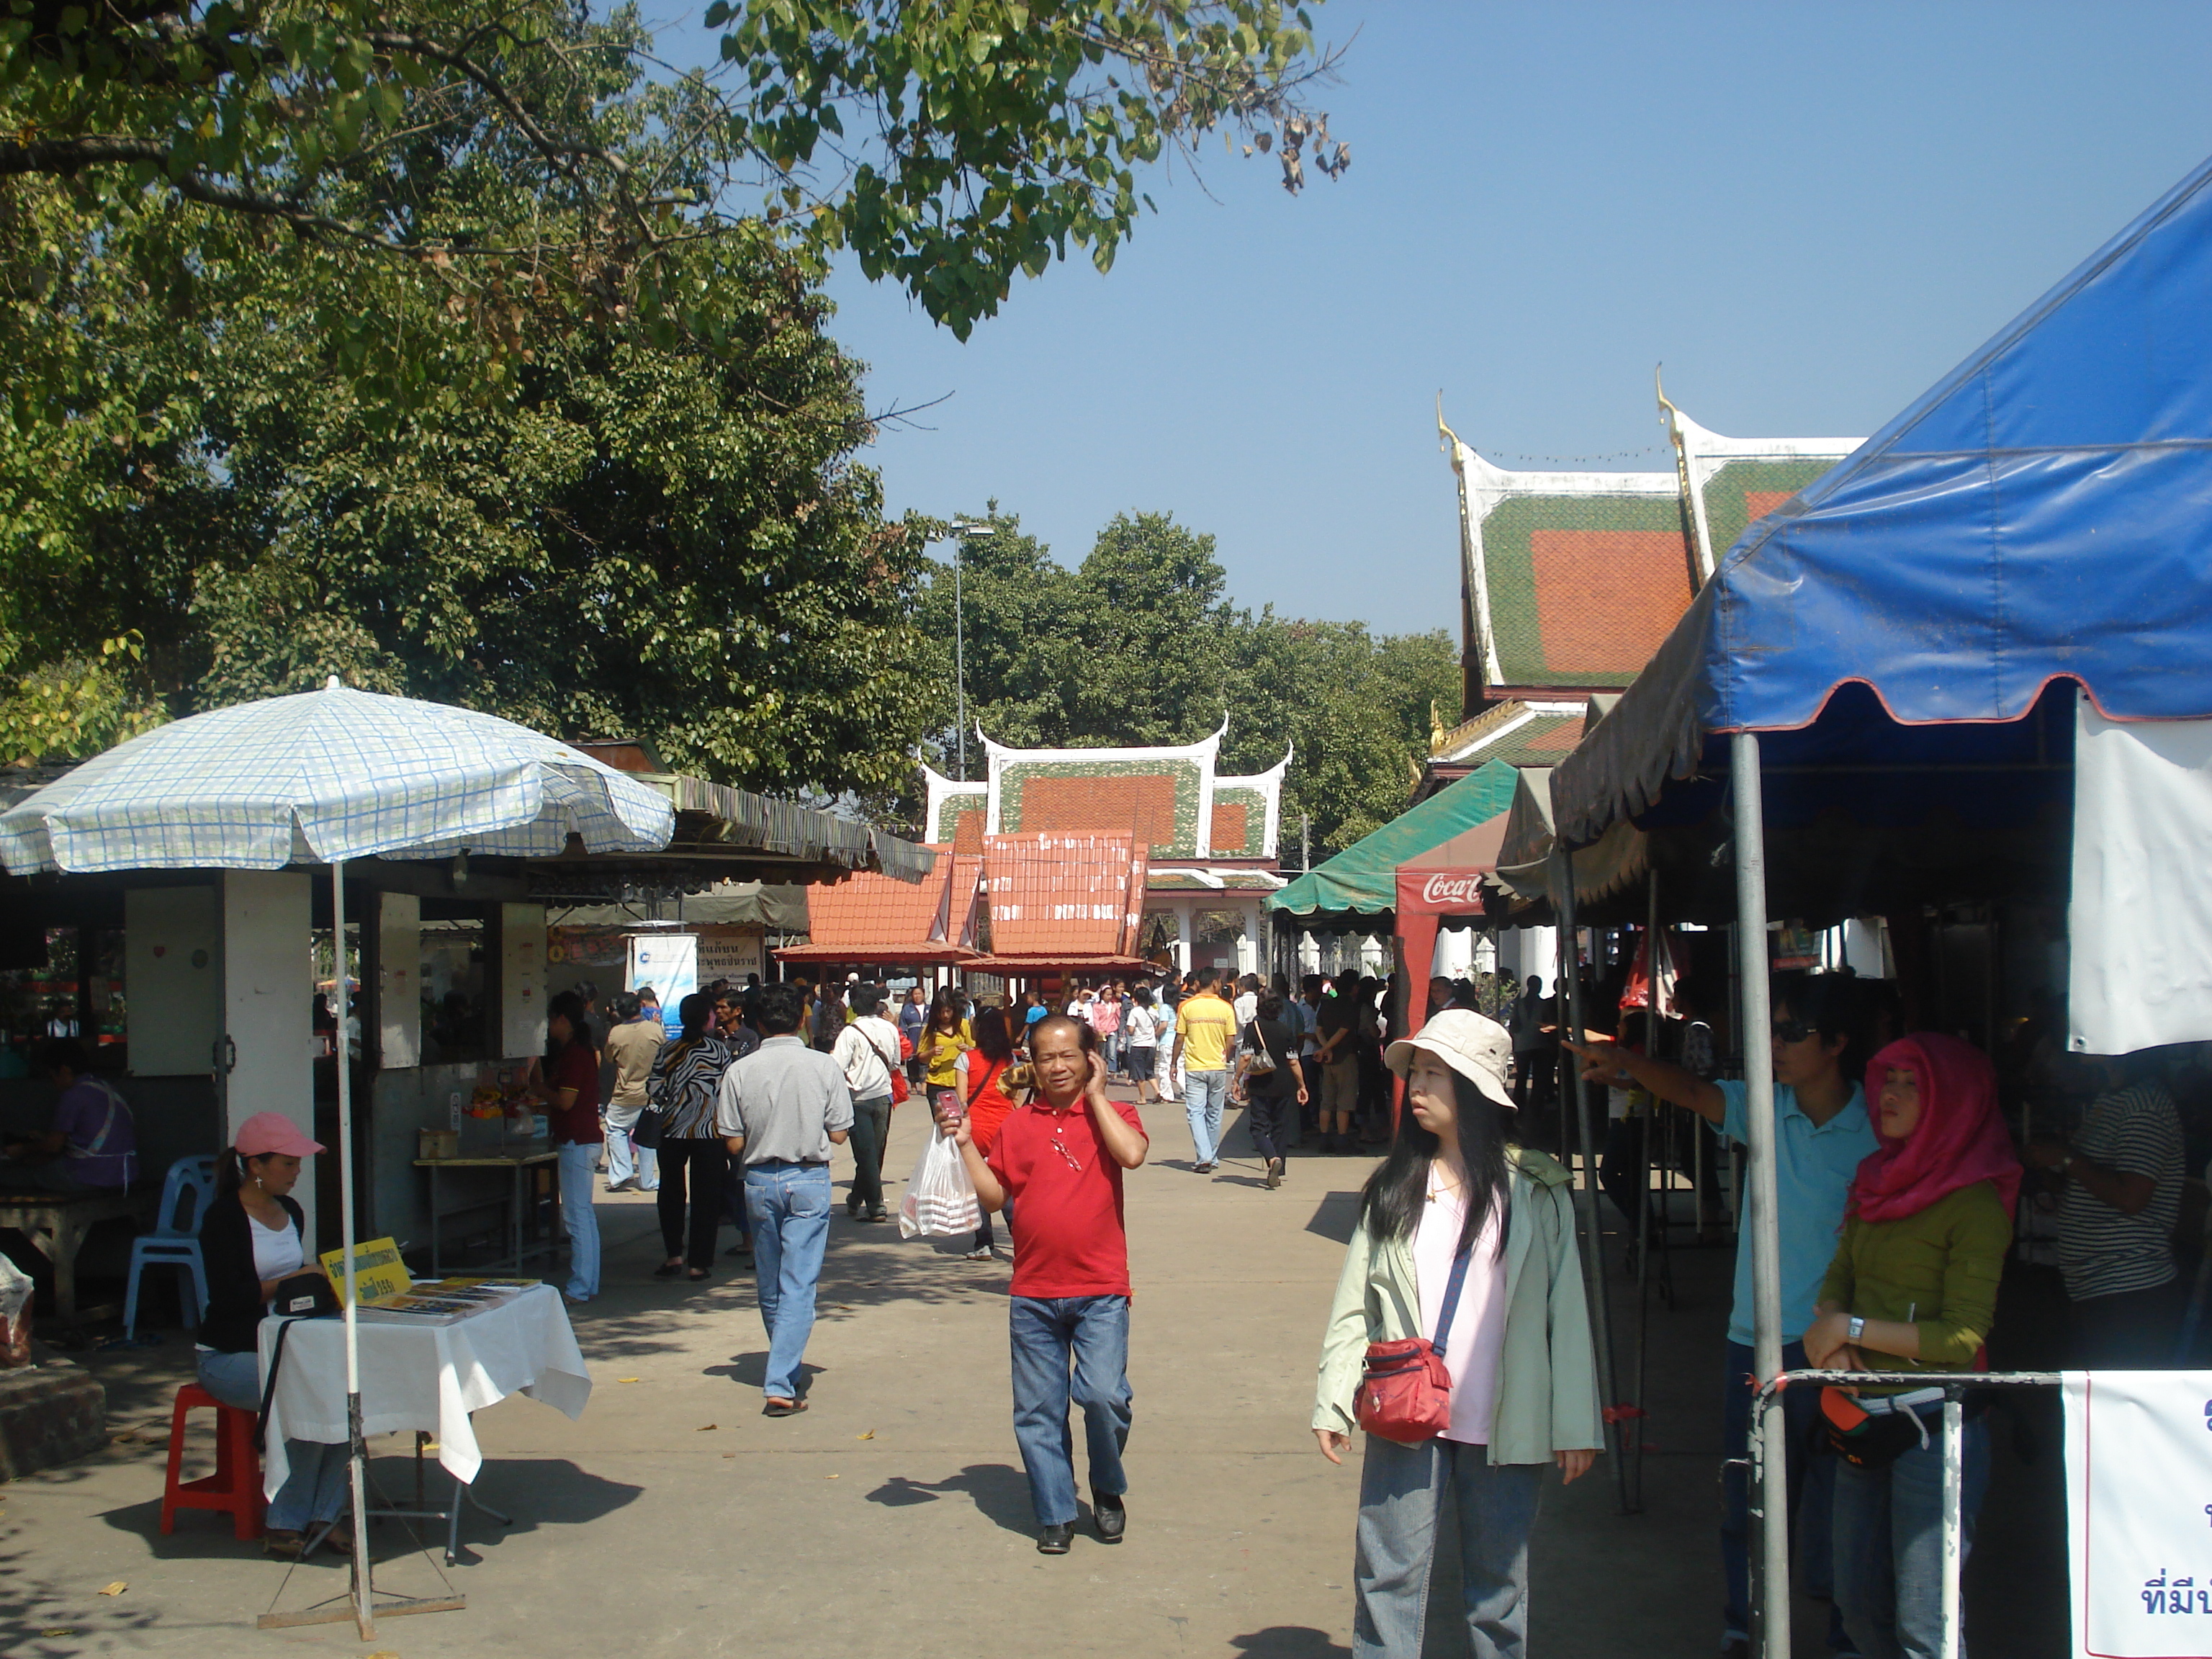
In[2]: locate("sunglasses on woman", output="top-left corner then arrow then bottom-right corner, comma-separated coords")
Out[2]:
1771,1019 -> 1815,1044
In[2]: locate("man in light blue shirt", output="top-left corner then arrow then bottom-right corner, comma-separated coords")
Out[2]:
1568,971 -> 1873,1659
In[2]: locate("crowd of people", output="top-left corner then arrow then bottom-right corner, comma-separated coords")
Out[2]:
68,938 -> 2205,1659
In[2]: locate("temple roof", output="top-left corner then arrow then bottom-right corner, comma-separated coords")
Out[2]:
1663,400 -> 1862,583
920,729 -> 1287,863
1444,403 -> 1863,705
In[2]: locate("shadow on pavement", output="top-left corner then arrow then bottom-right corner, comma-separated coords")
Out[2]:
863,1462 -> 1033,1535
1228,1628 -> 1354,1658
1303,1192 -> 1363,1245
704,1352 -> 824,1396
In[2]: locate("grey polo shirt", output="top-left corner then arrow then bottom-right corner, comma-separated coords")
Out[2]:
714,1035 -> 855,1166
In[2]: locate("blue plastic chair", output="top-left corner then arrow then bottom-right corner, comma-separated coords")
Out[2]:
123,1156 -> 219,1339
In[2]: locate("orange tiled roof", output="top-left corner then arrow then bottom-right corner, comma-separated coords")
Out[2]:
982,832 -> 1148,959
778,843 -> 981,963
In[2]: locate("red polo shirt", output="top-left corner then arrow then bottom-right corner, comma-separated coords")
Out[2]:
986,1096 -> 1148,1300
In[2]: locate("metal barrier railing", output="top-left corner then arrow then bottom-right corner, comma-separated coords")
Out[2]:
1748,1368 -> 2062,1659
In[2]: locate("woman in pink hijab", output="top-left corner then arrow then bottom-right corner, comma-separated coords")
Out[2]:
1804,1033 -> 2020,1659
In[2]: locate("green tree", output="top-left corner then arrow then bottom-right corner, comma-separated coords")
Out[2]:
0,186 -> 932,795
1,0 -> 1347,372
1226,615 -> 1459,855
909,503 -> 1457,851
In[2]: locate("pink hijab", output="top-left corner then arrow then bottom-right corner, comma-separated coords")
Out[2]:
1849,1033 -> 2022,1224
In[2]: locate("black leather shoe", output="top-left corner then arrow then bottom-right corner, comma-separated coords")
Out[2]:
1037,1523 -> 1074,1555
1092,1490 -> 1126,1543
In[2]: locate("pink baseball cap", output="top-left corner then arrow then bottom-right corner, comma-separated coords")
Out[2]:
234,1112 -> 324,1159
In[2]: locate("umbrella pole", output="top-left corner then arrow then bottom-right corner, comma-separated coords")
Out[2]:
333,858 -> 372,1640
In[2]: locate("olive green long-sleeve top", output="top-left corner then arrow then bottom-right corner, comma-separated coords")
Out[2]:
1815,1180 -> 2012,1382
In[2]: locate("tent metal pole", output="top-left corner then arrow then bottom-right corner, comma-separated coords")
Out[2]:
1733,733 -> 1789,1659
332,858 -> 373,1639
1628,869 -> 1659,1514
1555,850 -> 1628,1514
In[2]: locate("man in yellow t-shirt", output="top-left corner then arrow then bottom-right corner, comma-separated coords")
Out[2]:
1172,968 -> 1239,1174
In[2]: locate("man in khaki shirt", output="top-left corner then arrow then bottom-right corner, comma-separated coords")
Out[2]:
603,991 -> 665,1192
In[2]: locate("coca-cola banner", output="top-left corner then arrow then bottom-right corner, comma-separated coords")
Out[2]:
1396,868 -> 1491,920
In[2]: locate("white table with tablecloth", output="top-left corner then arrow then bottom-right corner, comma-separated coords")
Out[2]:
255,1285 -> 590,1500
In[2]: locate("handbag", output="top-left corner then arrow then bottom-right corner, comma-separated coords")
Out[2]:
254,1274 -> 342,1452
1242,1020 -> 1277,1075
1355,1246 -> 1474,1444
631,1106 -> 665,1149
1820,1385 -> 1933,1469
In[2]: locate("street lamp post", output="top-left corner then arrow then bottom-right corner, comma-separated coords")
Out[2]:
945,523 -> 992,781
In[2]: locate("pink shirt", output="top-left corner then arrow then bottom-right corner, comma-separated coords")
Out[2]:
1413,1178 -> 1509,1444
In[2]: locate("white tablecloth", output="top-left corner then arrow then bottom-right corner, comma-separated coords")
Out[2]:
256,1285 -> 590,1499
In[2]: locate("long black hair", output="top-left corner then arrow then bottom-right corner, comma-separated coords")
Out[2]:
972,1006 -> 1015,1065
546,989 -> 593,1066
1359,1067 -> 1512,1257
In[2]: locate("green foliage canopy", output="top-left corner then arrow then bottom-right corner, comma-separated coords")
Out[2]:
1,0 -> 1346,366
914,508 -> 1457,854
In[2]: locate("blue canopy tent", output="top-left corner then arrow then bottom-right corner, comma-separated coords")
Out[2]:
1545,150 -> 2212,1659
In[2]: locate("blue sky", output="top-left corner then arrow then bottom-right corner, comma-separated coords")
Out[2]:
644,2 -> 2212,634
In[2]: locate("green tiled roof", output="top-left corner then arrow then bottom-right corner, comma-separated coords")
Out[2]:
1476,492 -> 1693,691
1699,457 -> 1836,570
1446,711 -> 1586,769
1209,785 -> 1267,856
932,789 -> 985,842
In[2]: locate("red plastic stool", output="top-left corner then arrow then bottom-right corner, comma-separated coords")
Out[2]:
161,1384 -> 265,1540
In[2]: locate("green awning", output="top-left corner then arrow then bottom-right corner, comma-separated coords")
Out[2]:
1267,760 -> 1523,926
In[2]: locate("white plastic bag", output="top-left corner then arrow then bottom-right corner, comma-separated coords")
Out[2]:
0,1254 -> 32,1368
898,1128 -> 982,1239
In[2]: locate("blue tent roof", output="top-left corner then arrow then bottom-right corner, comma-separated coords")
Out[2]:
1559,150 -> 2212,845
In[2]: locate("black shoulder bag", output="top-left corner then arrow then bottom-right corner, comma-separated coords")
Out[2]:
253,1272 -> 341,1452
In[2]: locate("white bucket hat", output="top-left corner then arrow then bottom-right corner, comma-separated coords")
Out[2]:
1385,1009 -> 1516,1112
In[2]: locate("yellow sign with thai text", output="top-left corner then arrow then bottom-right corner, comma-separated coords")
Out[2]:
319,1236 -> 412,1306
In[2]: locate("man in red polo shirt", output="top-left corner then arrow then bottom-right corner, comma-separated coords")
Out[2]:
937,1014 -> 1148,1555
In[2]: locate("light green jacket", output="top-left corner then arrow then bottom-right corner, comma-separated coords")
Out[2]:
1313,1148 -> 1604,1465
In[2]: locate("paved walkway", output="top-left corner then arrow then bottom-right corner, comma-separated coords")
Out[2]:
2,1092 -> 2065,1657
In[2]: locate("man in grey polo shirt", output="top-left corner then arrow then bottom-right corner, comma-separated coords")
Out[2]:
718,981 -> 853,1416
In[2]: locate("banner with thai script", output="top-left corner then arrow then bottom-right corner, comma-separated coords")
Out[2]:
2065,1370 -> 2212,1656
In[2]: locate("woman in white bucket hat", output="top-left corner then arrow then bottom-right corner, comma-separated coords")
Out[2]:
1312,1009 -> 1604,1658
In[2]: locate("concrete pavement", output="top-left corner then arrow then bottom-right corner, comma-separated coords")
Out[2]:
1,1091 -> 2065,1657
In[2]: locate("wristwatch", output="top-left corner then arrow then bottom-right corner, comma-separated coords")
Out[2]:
1848,1316 -> 1866,1345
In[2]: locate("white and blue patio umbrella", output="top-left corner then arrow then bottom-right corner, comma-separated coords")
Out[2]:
0,680 -> 673,875
0,680 -> 673,1632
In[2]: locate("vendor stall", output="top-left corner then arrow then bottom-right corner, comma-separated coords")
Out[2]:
1534,146 -> 2212,1658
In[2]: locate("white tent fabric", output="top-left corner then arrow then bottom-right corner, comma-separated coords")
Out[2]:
0,683 -> 673,875
2068,697 -> 2212,1054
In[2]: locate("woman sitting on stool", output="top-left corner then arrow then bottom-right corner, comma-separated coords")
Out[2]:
195,1111 -> 353,1560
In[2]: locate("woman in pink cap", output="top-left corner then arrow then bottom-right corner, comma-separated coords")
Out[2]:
196,1110 -> 353,1560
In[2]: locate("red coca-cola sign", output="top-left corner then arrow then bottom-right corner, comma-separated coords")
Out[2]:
1418,873 -> 1485,907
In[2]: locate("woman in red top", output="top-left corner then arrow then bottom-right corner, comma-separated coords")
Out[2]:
958,1007 -> 1020,1262
535,990 -> 603,1303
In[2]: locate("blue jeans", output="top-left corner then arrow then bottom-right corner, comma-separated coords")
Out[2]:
1833,1410 -> 1990,1659
1184,1069 -> 1228,1164
556,1141 -> 601,1300
1008,1295 -> 1132,1527
603,1110 -> 657,1190
1722,1339 -> 1851,1649
196,1348 -> 350,1532
745,1161 -> 832,1401
1353,1435 -> 1545,1659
